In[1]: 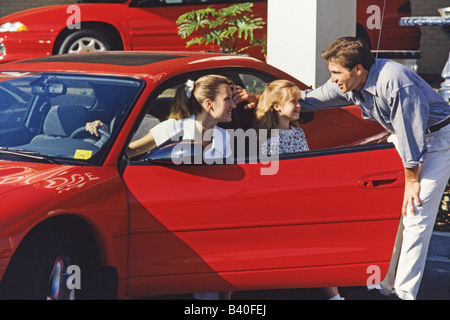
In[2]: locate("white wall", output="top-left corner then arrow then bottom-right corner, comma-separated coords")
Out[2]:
267,0 -> 356,88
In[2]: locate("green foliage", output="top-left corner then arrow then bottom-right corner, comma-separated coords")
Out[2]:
176,2 -> 266,56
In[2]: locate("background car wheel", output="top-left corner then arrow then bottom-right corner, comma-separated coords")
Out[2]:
58,29 -> 113,54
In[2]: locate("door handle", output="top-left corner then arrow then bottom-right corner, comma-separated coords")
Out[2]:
359,171 -> 404,189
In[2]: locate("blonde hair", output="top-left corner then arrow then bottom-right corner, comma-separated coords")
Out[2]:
169,74 -> 235,120
255,79 -> 301,132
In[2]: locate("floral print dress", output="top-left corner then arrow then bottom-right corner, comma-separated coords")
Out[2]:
261,126 -> 309,156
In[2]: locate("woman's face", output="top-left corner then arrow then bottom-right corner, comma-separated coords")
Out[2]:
208,83 -> 236,123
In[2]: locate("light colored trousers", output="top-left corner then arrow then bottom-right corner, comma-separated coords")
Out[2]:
380,123 -> 450,300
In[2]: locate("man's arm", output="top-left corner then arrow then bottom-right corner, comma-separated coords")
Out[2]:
233,79 -> 351,110
233,86 -> 260,109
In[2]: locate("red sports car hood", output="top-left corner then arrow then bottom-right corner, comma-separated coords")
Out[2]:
0,162 -> 80,194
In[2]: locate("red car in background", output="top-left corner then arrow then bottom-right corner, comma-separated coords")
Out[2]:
0,51 -> 403,299
0,0 -> 420,64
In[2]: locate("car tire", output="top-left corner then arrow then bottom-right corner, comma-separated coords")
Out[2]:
58,29 -> 113,54
0,221 -> 101,299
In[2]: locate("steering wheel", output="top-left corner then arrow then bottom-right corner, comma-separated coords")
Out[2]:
70,126 -> 111,147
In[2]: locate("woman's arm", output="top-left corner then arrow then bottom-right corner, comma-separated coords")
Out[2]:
127,131 -> 157,158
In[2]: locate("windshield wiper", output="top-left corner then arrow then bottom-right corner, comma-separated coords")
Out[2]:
0,147 -> 58,164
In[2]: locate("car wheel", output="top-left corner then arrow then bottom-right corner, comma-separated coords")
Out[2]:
0,222 -> 100,299
58,29 -> 112,54
47,256 -> 76,300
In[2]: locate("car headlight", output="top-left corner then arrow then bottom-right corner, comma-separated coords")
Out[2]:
0,22 -> 28,32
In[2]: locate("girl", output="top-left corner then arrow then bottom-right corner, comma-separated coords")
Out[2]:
256,79 -> 344,300
256,79 -> 309,156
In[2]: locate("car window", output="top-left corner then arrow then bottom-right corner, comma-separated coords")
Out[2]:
131,69 -> 274,141
130,87 -> 174,142
238,73 -> 268,94
0,72 -> 143,164
0,82 -> 31,130
131,69 -> 278,164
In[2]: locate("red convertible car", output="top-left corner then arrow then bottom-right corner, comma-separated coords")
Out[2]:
0,0 -> 420,64
0,51 -> 403,299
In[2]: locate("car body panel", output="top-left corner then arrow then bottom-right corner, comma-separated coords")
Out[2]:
0,51 -> 404,298
124,147 -> 403,296
359,0 -> 421,50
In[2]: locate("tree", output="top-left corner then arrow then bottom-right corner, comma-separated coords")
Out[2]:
176,2 -> 266,57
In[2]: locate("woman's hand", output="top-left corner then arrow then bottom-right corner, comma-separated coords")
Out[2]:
86,120 -> 108,137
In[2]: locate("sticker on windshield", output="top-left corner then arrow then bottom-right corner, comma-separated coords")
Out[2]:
74,149 -> 93,160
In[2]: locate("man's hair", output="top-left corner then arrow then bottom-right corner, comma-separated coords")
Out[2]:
321,36 -> 375,71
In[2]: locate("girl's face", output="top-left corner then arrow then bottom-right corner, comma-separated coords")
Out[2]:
208,83 -> 236,123
275,91 -> 301,122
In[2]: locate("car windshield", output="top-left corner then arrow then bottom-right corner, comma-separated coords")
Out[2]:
0,72 -> 142,164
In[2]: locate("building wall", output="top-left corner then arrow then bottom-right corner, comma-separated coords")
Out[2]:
0,0 -> 70,17
411,0 -> 450,75
1,0 -> 448,75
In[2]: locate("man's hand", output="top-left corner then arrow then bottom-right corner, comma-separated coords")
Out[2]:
402,166 -> 422,216
233,86 -> 260,109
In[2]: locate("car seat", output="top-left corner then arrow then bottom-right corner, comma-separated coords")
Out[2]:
31,105 -> 88,143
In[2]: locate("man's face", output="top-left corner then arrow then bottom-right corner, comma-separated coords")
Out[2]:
328,61 -> 365,93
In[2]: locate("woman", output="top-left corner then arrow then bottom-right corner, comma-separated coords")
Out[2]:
87,74 -> 236,159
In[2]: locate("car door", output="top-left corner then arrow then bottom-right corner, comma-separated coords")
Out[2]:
122,69 -> 404,296
127,0 -> 210,51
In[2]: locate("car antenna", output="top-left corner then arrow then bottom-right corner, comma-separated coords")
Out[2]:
375,0 -> 387,60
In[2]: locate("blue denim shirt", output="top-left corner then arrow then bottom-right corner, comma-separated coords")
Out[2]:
300,59 -> 450,168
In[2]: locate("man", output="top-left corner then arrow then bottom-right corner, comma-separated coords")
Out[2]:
235,37 -> 450,300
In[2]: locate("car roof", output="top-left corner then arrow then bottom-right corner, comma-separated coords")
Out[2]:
0,51 -> 267,78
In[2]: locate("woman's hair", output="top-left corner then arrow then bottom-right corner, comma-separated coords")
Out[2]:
255,79 -> 301,132
169,74 -> 235,120
321,36 -> 375,71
